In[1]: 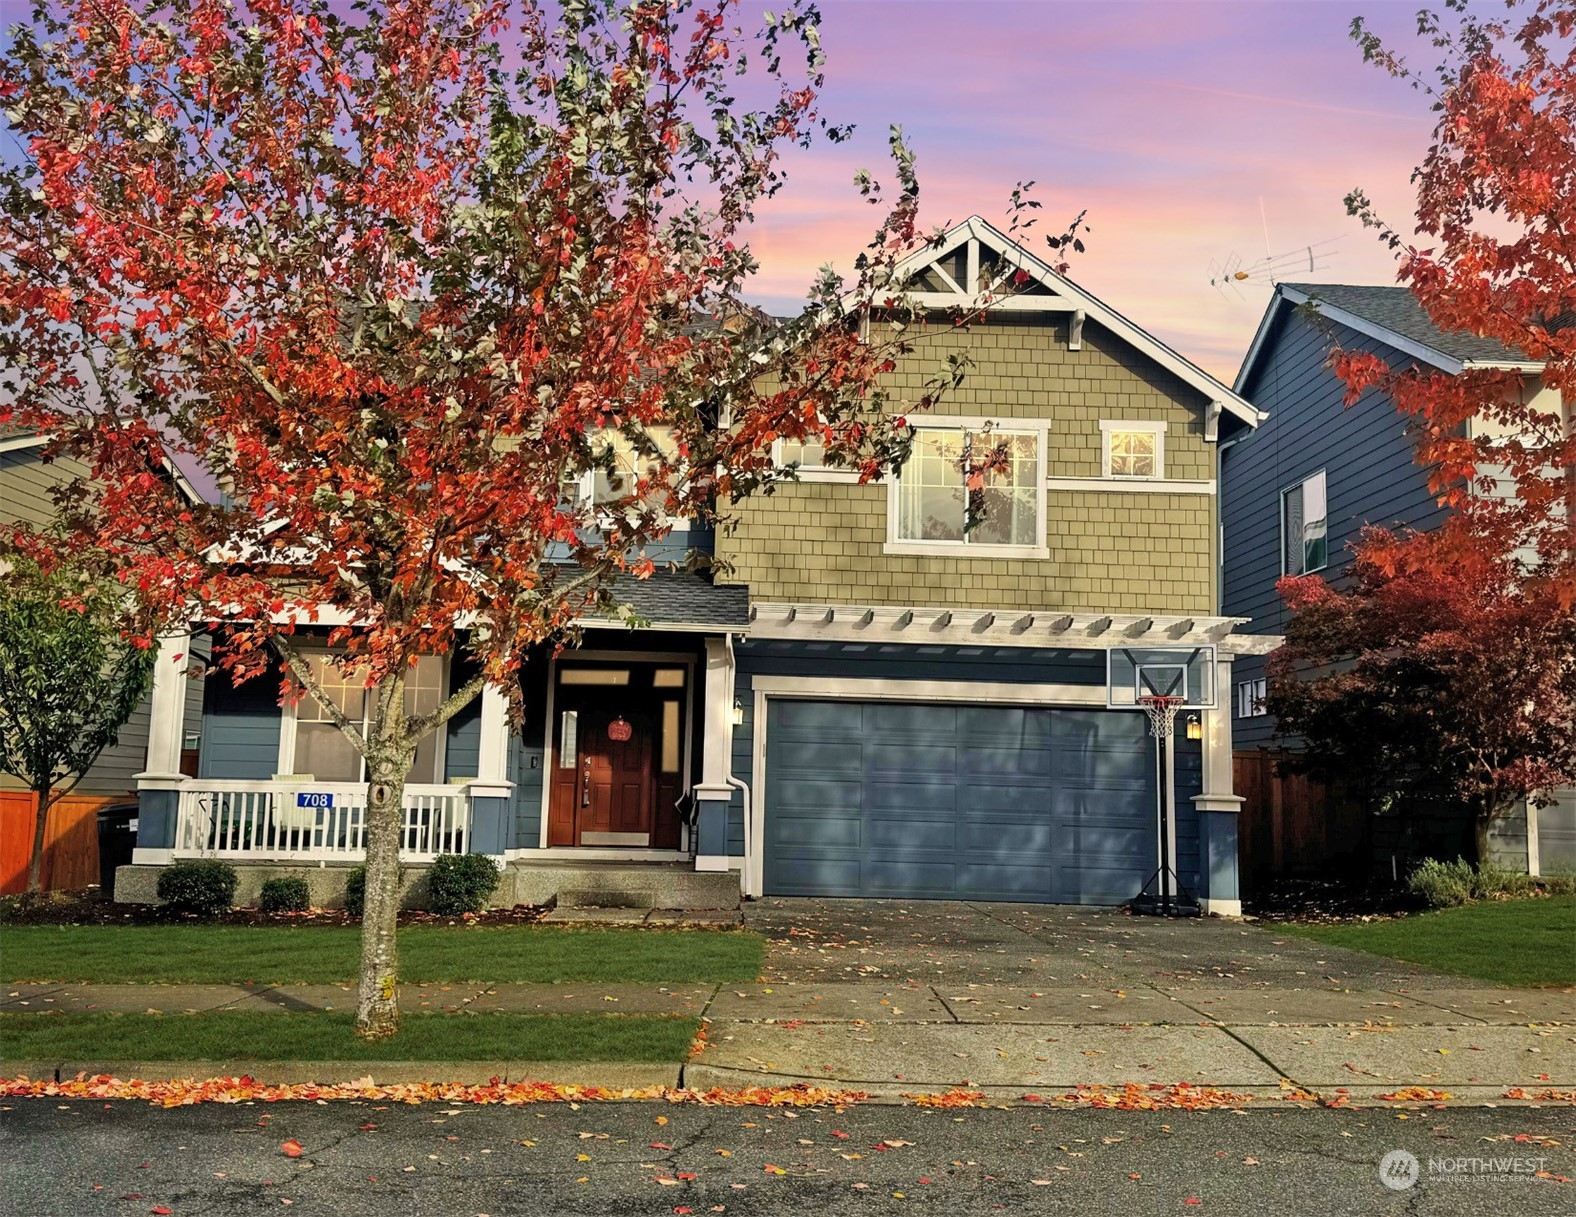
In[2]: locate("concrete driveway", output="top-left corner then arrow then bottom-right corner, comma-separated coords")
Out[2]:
742,897 -> 1479,990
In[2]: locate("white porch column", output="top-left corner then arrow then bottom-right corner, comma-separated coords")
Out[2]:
1193,654 -> 1244,916
137,631 -> 192,786
471,682 -> 514,798
692,636 -> 737,871
133,631 -> 193,864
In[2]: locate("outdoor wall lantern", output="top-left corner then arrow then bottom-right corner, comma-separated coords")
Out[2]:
731,697 -> 745,727
1184,713 -> 1202,742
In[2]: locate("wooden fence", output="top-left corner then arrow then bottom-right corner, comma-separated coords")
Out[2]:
0,791 -> 120,895
1233,751 -> 1369,898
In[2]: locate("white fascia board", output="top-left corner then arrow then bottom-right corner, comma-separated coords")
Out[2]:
1232,292 -> 1291,396
574,617 -> 747,636
0,432 -> 49,454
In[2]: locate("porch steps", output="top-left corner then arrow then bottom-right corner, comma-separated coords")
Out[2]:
503,859 -> 741,912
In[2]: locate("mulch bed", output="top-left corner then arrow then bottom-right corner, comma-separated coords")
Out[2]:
1244,878 -> 1422,924
0,887 -> 549,929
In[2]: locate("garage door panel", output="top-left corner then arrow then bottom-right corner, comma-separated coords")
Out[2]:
960,822 -> 1054,854
764,698 -> 1159,905
866,818 -> 956,851
865,782 -> 957,813
864,702 -> 957,735
866,744 -> 957,777
772,816 -> 862,847
773,778 -> 866,813
960,862 -> 1054,899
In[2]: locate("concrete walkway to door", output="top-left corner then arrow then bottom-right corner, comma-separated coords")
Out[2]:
685,898 -> 1576,1101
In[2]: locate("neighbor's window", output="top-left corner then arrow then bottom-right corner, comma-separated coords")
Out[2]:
1281,470 -> 1328,575
1102,422 -> 1165,479
290,652 -> 443,784
895,426 -> 1041,548
778,437 -> 828,469
1235,677 -> 1268,719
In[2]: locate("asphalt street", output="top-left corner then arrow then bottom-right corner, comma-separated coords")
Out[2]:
2,1098 -> 1572,1216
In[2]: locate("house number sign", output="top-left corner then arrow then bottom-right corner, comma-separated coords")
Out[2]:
607,716 -> 633,742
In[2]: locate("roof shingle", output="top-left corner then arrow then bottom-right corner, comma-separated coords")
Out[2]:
1281,282 -> 1532,364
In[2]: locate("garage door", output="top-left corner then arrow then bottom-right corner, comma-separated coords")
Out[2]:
763,699 -> 1160,904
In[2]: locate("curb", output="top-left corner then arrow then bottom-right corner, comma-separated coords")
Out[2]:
0,1060 -> 682,1089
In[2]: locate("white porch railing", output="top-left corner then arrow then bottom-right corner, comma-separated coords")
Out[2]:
173,780 -> 469,862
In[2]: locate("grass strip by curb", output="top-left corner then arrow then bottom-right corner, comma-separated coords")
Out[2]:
0,925 -> 764,986
0,1011 -> 700,1063
1275,895 -> 1576,988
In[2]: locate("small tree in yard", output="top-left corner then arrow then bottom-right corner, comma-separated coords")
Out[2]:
0,556 -> 156,895
1269,530 -> 1576,866
0,1 -> 1075,1035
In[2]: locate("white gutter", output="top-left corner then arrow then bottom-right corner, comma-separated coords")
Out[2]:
722,631 -> 754,898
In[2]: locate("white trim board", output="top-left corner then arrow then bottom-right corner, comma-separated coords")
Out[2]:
1046,477 -> 1214,495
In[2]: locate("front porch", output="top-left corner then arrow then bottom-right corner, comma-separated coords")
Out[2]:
120,575 -> 752,904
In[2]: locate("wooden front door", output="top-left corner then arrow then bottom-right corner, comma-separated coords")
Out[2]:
549,700 -> 658,846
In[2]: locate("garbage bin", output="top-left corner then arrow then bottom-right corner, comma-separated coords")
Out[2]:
96,802 -> 140,895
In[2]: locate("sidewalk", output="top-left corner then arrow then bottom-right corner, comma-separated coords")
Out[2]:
5,979 -> 1571,1102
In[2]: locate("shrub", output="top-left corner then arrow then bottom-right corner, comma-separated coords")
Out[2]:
343,864 -> 367,916
1472,868 -> 1536,900
1407,857 -> 1474,909
1540,872 -> 1576,895
259,876 -> 312,914
426,852 -> 500,915
156,859 -> 238,917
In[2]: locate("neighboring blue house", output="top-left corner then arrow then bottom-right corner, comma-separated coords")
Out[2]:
1221,282 -> 1575,876
120,218 -> 1274,912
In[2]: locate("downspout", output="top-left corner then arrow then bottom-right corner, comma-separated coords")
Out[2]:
722,632 -> 754,898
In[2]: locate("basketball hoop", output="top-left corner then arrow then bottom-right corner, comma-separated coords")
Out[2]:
1137,694 -> 1186,740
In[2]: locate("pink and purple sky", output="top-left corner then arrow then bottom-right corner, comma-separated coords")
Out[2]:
742,0 -> 1436,381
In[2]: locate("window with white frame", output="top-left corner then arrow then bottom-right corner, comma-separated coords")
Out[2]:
891,424 -> 1044,551
285,652 -> 445,784
1235,677 -> 1268,719
1101,421 -> 1165,479
1281,469 -> 1328,575
561,426 -> 682,514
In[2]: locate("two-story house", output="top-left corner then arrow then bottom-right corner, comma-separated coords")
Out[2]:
119,217 -> 1270,913
1222,282 -> 1576,881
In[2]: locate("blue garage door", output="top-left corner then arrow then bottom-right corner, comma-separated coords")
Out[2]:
763,699 -> 1158,904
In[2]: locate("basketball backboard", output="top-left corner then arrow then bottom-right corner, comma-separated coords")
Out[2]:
1106,646 -> 1217,710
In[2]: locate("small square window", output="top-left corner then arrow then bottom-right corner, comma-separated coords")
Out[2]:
1102,422 -> 1165,479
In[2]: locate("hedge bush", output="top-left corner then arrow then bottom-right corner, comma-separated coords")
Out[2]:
155,859 -> 238,917
343,864 -> 367,916
426,852 -> 500,915
259,875 -> 312,914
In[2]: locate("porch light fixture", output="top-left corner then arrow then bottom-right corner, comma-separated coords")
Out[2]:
731,697 -> 744,727
1185,713 -> 1202,742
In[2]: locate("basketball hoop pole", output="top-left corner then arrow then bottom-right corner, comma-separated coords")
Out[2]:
1133,695 -> 1200,918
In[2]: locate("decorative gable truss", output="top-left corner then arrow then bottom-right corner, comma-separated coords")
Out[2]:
880,217 -> 1262,439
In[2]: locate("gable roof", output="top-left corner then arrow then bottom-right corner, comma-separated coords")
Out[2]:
882,217 -> 1261,430
1235,282 -> 1543,394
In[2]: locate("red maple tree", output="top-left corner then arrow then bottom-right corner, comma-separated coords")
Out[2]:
0,0 -> 1074,1034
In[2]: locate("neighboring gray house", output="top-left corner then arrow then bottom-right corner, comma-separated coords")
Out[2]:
1221,283 -> 1575,875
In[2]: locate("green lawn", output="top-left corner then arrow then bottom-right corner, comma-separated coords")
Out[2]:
0,1011 -> 698,1062
1278,895 -> 1576,988
0,925 -> 763,985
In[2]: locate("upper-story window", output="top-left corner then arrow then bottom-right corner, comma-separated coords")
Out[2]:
1101,421 -> 1166,479
1281,469 -> 1328,575
886,422 -> 1048,557
775,430 -> 860,482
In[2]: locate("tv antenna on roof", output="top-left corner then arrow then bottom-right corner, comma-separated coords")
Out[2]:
1209,236 -> 1342,298
1209,237 -> 1341,297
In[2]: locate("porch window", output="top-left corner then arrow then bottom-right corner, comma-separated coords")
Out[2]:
287,652 -> 445,784
892,425 -> 1043,552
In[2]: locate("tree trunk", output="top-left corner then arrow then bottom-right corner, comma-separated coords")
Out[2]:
1474,812 -> 1496,871
26,779 -> 55,896
355,671 -> 413,1039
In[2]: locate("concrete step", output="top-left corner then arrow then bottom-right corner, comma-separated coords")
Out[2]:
502,859 -> 741,911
